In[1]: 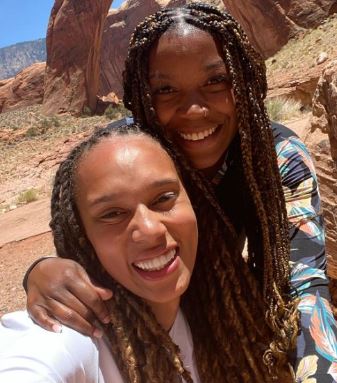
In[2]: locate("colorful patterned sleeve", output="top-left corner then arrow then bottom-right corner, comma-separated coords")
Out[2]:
274,122 -> 337,382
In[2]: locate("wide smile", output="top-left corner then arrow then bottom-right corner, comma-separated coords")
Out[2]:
178,125 -> 220,142
132,248 -> 179,280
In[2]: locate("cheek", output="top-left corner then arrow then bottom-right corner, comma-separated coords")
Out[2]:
210,92 -> 236,115
85,227 -> 124,274
152,99 -> 175,128
95,246 -> 128,283
173,205 -> 198,257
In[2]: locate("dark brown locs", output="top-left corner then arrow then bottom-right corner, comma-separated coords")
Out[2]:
122,2 -> 299,381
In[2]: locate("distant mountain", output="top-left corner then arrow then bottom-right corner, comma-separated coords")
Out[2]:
0,39 -> 46,80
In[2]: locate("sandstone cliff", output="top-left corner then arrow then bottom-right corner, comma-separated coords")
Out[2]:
42,0 -> 112,116
0,63 -> 45,114
225,0 -> 337,58
3,0 -> 337,115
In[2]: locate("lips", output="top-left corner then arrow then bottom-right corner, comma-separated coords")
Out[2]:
178,125 -> 219,141
132,248 -> 180,280
133,249 -> 176,271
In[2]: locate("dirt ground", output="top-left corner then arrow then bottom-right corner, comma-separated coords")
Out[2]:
0,232 -> 54,316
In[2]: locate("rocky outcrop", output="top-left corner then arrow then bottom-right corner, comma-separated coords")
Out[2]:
310,60 -> 337,275
222,0 -> 297,59
2,0 -> 336,114
267,65 -> 323,107
0,63 -> 45,113
42,0 -> 112,116
224,0 -> 337,58
278,0 -> 337,29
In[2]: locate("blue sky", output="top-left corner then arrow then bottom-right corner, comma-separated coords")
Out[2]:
0,0 -> 125,48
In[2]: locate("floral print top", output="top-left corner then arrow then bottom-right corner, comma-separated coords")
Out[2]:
214,122 -> 336,382
274,123 -> 337,382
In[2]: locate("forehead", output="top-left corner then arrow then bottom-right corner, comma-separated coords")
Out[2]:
148,24 -> 226,75
76,137 -> 178,188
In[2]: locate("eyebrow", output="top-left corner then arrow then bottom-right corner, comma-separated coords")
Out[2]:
149,72 -> 170,81
149,59 -> 227,80
204,59 -> 227,71
88,178 -> 180,207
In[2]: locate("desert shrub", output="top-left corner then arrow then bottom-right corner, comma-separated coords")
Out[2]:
104,103 -> 132,121
265,97 -> 302,122
82,106 -> 92,117
16,188 -> 39,204
25,126 -> 40,137
50,116 -> 61,127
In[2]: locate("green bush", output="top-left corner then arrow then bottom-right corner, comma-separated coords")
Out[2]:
104,103 -> 131,121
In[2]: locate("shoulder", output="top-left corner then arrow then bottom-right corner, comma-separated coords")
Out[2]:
0,311 -> 100,382
271,121 -> 312,160
271,122 -> 317,179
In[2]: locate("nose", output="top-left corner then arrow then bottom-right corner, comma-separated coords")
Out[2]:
131,205 -> 167,245
178,91 -> 208,120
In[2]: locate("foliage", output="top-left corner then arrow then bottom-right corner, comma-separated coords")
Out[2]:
104,103 -> 131,121
16,188 -> 39,204
265,97 -> 302,122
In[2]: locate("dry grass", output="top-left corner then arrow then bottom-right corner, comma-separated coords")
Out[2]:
0,104 -> 127,140
265,97 -> 303,122
16,188 -> 39,205
0,105 -> 128,211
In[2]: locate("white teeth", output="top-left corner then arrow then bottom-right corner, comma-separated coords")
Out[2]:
179,126 -> 217,141
134,249 -> 176,272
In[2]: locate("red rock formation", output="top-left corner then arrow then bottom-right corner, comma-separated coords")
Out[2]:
0,63 -> 45,113
42,0 -> 112,116
267,65 -> 323,107
278,0 -> 337,28
310,60 -> 337,275
222,0 -> 297,59
224,0 -> 337,58
2,0 -> 336,114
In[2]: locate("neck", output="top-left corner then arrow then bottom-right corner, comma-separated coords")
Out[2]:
148,298 -> 180,331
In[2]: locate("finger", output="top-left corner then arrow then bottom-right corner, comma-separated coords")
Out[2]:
46,299 -> 102,338
28,303 -> 62,333
70,270 -> 112,324
93,285 -> 113,301
47,288 -> 103,328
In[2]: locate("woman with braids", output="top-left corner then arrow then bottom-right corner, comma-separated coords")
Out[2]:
22,3 -> 337,381
1,123 -> 290,382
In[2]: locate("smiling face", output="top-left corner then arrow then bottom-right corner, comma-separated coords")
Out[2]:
75,136 -> 198,320
149,24 -> 238,171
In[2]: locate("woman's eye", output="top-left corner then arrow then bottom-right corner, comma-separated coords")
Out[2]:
205,75 -> 232,90
100,209 -> 126,221
153,192 -> 177,209
153,85 -> 176,95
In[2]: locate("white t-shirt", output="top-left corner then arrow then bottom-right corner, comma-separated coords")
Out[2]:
0,309 -> 200,383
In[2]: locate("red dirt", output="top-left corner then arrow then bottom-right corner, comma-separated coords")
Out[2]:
0,232 -> 54,316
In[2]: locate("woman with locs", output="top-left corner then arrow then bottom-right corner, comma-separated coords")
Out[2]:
0,123 -> 249,382
24,3 -> 337,381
